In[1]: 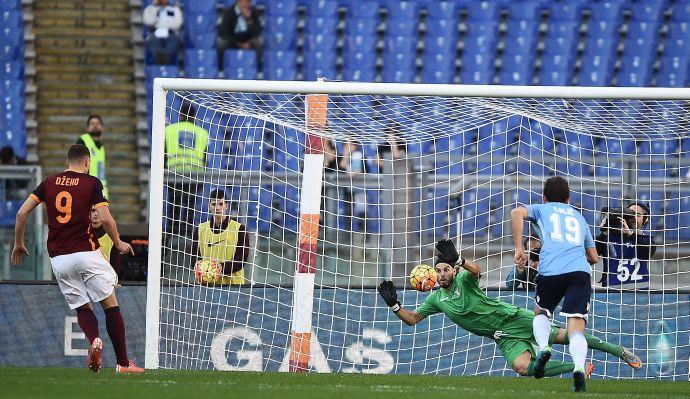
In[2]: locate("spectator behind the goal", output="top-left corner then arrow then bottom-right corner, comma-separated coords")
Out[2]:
218,0 -> 263,61
143,0 -> 183,65
164,101 -> 209,235
1,145 -> 28,200
506,236 -> 540,291
76,115 -> 109,199
191,188 -> 249,285
596,202 -> 657,289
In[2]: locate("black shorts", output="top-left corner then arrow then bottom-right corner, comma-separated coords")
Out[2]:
535,271 -> 592,320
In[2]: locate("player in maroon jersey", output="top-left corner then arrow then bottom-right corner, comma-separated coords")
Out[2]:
11,144 -> 144,374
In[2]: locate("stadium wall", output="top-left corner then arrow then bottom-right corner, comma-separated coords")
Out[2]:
0,284 -> 687,380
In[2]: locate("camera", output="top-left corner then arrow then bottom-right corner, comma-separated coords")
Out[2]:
600,206 -> 636,230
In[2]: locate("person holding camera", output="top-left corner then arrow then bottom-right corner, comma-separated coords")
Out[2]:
506,236 -> 541,290
596,202 -> 657,288
143,0 -> 183,65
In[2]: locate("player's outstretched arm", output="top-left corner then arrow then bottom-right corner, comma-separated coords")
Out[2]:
12,197 -> 40,265
95,205 -> 134,256
511,207 -> 529,266
377,280 -> 426,326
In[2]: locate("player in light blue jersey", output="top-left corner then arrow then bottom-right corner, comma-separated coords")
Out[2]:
511,176 -> 599,393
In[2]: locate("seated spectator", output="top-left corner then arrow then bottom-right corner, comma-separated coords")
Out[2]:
143,0 -> 183,64
0,145 -> 25,165
506,236 -> 540,290
0,145 -> 28,200
380,124 -> 406,160
218,0 -> 263,60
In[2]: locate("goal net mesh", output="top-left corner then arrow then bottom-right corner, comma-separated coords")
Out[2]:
153,87 -> 690,380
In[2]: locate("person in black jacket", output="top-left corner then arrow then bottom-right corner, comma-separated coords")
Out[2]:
596,202 -> 657,289
218,0 -> 263,62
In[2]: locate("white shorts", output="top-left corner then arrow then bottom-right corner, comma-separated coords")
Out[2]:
50,249 -> 118,309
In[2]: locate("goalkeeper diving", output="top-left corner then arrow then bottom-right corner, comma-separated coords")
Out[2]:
378,239 -> 641,378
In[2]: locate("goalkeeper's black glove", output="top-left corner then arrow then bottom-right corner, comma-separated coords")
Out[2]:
435,239 -> 465,268
378,280 -> 401,312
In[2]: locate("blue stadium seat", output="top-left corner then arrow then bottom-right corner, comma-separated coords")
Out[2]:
624,22 -> 658,58
671,0 -> 690,22
386,0 -> 417,20
266,0 -> 298,16
466,0 -> 499,21
539,53 -> 574,86
386,18 -> 418,38
426,18 -> 457,39
223,49 -> 257,79
184,10 -> 217,47
1,10 -> 21,28
664,191 -> 690,240
656,56 -> 688,87
344,33 -> 377,53
303,50 -> 337,80
499,53 -> 534,85
246,185 -> 274,233
637,190 -> 665,228
589,0 -> 624,22
0,0 -> 19,10
617,64 -> 650,87
463,20 -> 498,53
587,20 -> 620,46
231,119 -> 265,172
639,139 -> 678,155
549,1 -> 582,22
183,0 -> 214,13
664,22 -> 690,58
427,1 -> 457,20
306,0 -> 338,18
504,21 -> 538,54
342,52 -> 376,81
508,0 -> 539,20
385,34 -> 416,55
265,15 -> 298,49
382,64 -> 415,83
345,17 -> 378,37
305,15 -> 338,36
543,22 -> 579,58
578,54 -> 614,86
0,59 -> 22,78
272,126 -> 305,173
569,190 -> 597,226
184,49 -> 218,78
458,189 -> 490,238
421,63 -> 454,84
0,29 -> 22,61
0,200 -> 21,227
423,34 -> 456,56
636,156 -> 668,180
630,0 -> 665,23
346,1 -> 379,20
434,133 -> 470,175
263,50 -> 297,81
203,115 -> 231,170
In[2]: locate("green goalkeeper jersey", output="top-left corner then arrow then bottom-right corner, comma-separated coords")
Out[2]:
415,271 -> 520,339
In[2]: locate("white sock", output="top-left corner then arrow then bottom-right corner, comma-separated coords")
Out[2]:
533,314 -> 551,352
569,332 -> 588,372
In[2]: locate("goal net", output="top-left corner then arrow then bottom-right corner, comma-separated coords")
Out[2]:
146,80 -> 690,380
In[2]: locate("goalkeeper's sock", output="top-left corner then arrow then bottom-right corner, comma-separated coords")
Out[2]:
527,360 -> 575,377
105,306 -> 129,367
569,331 -> 588,372
533,314 -> 552,351
76,307 -> 99,344
563,332 -> 624,358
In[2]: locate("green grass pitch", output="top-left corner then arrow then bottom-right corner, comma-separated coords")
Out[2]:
2,367 -> 689,399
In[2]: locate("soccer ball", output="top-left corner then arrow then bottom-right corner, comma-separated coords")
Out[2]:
409,264 -> 437,292
194,259 -> 222,285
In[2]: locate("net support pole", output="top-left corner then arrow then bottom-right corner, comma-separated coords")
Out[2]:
145,80 -> 166,369
288,93 -> 327,372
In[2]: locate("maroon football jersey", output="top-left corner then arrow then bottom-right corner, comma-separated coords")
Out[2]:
30,171 -> 108,257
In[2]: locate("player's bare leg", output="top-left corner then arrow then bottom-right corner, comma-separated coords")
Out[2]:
76,302 -> 102,372
100,292 -> 143,373
513,350 -> 578,378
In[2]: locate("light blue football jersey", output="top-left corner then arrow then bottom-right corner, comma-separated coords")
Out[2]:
525,202 -> 595,276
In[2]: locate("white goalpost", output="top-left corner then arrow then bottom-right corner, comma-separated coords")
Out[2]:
146,79 -> 690,380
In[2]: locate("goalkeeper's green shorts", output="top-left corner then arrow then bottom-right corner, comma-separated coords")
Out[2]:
495,307 -> 561,367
